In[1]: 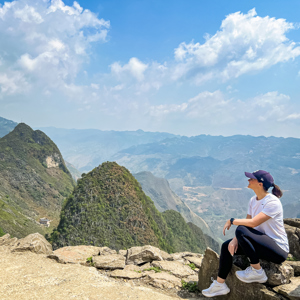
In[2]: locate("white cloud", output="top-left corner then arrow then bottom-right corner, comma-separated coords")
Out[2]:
173,8 -> 300,83
149,90 -> 293,125
0,0 -> 109,96
111,57 -> 148,81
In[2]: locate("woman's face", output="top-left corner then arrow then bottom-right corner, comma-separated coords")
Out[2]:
247,178 -> 260,190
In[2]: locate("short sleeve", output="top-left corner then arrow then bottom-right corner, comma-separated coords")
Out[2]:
262,199 -> 281,218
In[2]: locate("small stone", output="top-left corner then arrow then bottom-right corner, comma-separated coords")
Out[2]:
123,265 -> 141,272
99,247 -> 117,256
93,254 -> 125,270
151,260 -> 194,278
143,272 -> 182,289
185,256 -> 203,268
110,270 -> 143,279
126,245 -> 163,265
11,233 -> 52,255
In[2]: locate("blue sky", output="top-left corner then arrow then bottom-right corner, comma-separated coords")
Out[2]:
1,0 -> 300,137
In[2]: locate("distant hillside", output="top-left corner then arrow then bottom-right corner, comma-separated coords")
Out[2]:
65,161 -> 82,182
0,123 -> 75,238
38,127 -> 177,172
0,116 -> 18,138
50,162 -> 213,253
134,171 -> 214,237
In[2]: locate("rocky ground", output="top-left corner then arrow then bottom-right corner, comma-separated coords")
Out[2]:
1,218 -> 299,300
0,234 -> 206,300
0,248 -> 204,300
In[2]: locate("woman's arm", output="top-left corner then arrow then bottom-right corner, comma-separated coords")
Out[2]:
223,212 -> 270,236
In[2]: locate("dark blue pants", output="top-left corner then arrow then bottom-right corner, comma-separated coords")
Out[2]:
218,225 -> 288,280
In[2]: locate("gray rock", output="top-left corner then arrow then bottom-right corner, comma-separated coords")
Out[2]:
260,260 -> 294,286
126,245 -> 163,265
274,277 -> 300,300
143,272 -> 182,289
152,260 -> 195,278
93,254 -> 125,270
260,288 -> 288,299
11,233 -> 52,255
119,250 -> 127,257
185,256 -> 203,268
284,219 -> 300,229
159,250 -> 172,261
99,247 -> 117,256
123,264 -> 142,272
286,261 -> 300,276
285,224 -> 300,260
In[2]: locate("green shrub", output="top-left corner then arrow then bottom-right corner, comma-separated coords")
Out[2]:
181,280 -> 198,292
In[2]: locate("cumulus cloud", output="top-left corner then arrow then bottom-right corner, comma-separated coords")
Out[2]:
0,0 -> 109,96
173,8 -> 300,83
111,57 -> 148,81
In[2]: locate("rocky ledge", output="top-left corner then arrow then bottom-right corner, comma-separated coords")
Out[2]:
1,219 -> 299,299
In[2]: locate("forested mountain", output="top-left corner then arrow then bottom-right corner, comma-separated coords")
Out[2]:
0,123 -> 75,238
50,162 -> 217,253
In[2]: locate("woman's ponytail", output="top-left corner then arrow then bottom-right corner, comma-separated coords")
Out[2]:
272,184 -> 283,198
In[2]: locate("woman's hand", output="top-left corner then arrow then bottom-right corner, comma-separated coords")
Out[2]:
223,219 -> 232,236
228,237 -> 238,256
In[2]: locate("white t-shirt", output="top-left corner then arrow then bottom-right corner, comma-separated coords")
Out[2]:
247,193 -> 289,253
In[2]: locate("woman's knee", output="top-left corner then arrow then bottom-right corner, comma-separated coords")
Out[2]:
235,225 -> 248,239
221,239 -> 231,254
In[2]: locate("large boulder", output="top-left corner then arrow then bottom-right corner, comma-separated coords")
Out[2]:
260,261 -> 294,286
284,219 -> 300,229
286,261 -> 300,276
48,245 -> 101,264
151,260 -> 195,278
284,224 -> 300,260
126,245 -> 163,265
11,233 -> 52,255
198,248 -> 294,300
233,255 -> 294,286
274,277 -> 300,300
93,254 -> 125,270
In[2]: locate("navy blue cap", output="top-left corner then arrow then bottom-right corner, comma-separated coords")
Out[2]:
245,170 -> 274,189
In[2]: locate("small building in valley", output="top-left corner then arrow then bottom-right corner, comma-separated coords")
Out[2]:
39,218 -> 51,227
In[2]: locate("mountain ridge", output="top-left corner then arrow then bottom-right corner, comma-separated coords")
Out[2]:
0,123 -> 75,238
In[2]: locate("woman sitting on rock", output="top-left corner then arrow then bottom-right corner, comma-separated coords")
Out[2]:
202,170 -> 289,298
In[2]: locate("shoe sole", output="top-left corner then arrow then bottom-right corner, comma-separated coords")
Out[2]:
202,288 -> 230,297
235,272 -> 268,283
